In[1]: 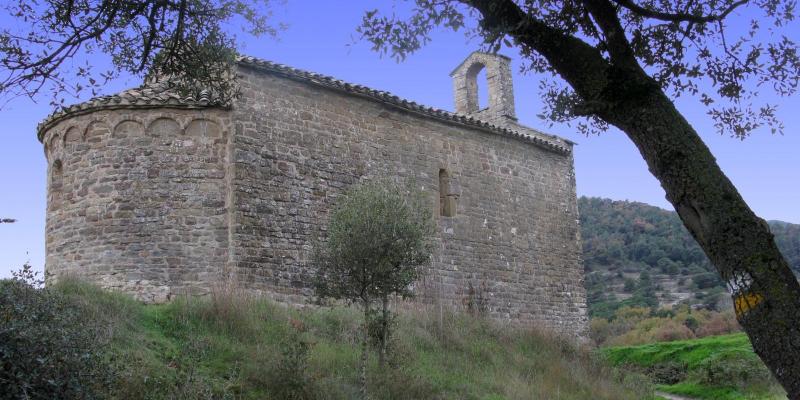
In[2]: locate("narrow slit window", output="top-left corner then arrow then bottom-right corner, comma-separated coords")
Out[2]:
50,159 -> 64,211
51,159 -> 63,189
439,169 -> 457,217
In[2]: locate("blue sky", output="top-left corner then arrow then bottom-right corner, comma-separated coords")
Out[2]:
1,1 -> 798,278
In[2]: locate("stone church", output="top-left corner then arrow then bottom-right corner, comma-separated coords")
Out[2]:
38,52 -> 587,336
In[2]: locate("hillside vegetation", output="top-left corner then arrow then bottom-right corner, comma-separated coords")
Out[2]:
589,305 -> 741,347
1,277 -> 656,400
602,333 -> 786,400
578,197 -> 800,318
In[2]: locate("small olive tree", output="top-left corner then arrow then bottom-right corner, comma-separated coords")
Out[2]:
313,180 -> 434,398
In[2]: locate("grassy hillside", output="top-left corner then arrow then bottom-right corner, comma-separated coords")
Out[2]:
25,279 -> 655,400
601,333 -> 786,400
578,197 -> 800,318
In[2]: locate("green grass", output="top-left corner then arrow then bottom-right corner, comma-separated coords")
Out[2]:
657,382 -> 752,400
600,334 -> 786,400
602,333 -> 753,369
51,279 -> 656,399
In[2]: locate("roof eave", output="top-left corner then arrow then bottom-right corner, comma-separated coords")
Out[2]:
236,57 -> 571,155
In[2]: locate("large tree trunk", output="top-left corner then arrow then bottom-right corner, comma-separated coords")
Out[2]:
465,1 -> 800,395
601,73 -> 800,397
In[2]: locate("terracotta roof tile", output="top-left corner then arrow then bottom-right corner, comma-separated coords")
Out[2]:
36,79 -> 228,140
38,55 -> 572,154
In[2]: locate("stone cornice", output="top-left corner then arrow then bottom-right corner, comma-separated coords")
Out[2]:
36,80 -> 229,142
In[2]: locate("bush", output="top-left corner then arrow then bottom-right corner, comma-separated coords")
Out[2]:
689,352 -> 774,390
590,317 -> 612,345
592,305 -> 745,346
695,312 -> 740,337
0,268 -> 113,399
645,361 -> 688,384
652,320 -> 695,342
266,333 -> 318,400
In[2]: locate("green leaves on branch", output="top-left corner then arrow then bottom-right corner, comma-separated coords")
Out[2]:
0,0 -> 283,108
359,0 -> 799,138
313,180 -> 435,305
1,265 -> 114,399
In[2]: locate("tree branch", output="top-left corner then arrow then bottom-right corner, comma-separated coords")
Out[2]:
582,0 -> 639,68
611,0 -> 749,23
139,2 -> 163,72
462,0 -> 613,103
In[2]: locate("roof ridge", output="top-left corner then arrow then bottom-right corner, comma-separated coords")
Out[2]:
236,56 -> 570,154
37,55 -> 571,154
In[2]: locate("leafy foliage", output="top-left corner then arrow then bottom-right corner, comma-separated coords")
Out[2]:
0,0 -> 283,106
359,0 -> 798,137
0,265 -> 113,399
590,305 -> 741,346
689,351 -> 774,392
313,180 -> 434,306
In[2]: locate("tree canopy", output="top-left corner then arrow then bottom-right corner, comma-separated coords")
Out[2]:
359,0 -> 797,138
0,0 -> 282,107
313,180 -> 434,306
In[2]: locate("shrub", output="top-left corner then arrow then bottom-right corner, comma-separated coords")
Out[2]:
695,311 -> 740,337
689,352 -> 774,390
0,266 -> 113,399
683,315 -> 699,333
593,305 -> 745,346
623,278 -> 636,293
266,333 -> 318,400
652,320 -> 695,342
590,317 -> 611,345
645,361 -> 688,384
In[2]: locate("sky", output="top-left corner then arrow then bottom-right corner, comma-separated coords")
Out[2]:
1,1 -> 799,278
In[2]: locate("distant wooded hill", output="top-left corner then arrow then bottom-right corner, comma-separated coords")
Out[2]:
578,197 -> 800,318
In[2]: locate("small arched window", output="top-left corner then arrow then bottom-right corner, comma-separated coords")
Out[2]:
49,159 -> 64,211
439,168 -> 457,217
51,159 -> 63,188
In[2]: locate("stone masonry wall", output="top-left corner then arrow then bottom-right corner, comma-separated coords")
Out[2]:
42,108 -> 232,302
231,65 -> 587,335
40,57 -> 587,337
